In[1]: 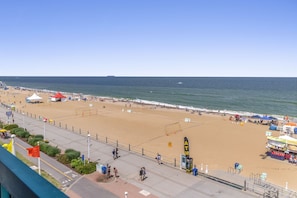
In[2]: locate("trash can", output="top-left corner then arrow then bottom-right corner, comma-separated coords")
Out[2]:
101,166 -> 107,174
192,167 -> 198,176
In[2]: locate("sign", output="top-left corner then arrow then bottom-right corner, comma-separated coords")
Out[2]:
184,137 -> 189,157
6,111 -> 12,117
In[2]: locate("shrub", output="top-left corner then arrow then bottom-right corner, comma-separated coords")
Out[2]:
39,142 -> 50,151
57,154 -> 70,164
70,158 -> 83,168
65,150 -> 81,161
15,130 -> 30,139
45,146 -> 61,157
74,162 -> 96,174
35,134 -> 44,139
10,127 -> 23,134
4,124 -> 18,130
28,136 -> 43,146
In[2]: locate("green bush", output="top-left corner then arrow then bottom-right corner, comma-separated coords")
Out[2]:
10,127 -> 23,134
39,142 -> 50,151
15,130 -> 30,138
57,154 -> 71,164
35,134 -> 44,139
74,162 -> 96,174
65,150 -> 81,161
70,158 -> 83,168
45,146 -> 61,157
28,136 -> 43,146
4,124 -> 18,130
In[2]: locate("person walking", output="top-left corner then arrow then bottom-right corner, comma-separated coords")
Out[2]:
112,149 -> 116,160
115,147 -> 119,158
139,167 -> 144,181
142,167 -> 146,180
107,165 -> 111,178
156,153 -> 162,165
113,167 -> 118,182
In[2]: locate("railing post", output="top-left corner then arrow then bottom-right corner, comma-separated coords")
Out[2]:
105,137 -> 108,143
79,128 -> 81,134
142,148 -> 144,156
244,180 -> 246,191
72,126 -> 74,132
116,140 -> 118,147
65,124 -> 67,129
96,133 -> 98,140
174,158 -> 176,167
129,144 -> 130,151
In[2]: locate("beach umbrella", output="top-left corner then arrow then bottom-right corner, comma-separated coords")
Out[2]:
0,129 -> 7,133
261,116 -> 277,120
251,115 -> 261,119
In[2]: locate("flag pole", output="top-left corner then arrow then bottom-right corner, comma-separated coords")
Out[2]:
11,134 -> 16,156
37,142 -> 41,175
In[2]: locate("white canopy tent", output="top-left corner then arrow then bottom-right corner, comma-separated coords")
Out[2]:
26,93 -> 42,103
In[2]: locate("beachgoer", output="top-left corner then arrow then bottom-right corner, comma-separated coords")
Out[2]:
107,165 -> 111,178
116,147 -> 119,158
139,167 -> 144,181
113,167 -> 118,181
142,167 -> 146,180
112,149 -> 116,159
156,153 -> 162,165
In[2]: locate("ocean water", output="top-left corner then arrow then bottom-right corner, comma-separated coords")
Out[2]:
1,77 -> 296,117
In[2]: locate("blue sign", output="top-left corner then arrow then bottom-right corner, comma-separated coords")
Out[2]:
6,111 -> 12,117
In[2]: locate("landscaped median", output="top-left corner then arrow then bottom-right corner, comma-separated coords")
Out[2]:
1,122 -> 97,180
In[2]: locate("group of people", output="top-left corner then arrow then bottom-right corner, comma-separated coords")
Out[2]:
106,164 -> 119,181
289,154 -> 297,164
139,167 -> 146,181
112,147 -> 120,160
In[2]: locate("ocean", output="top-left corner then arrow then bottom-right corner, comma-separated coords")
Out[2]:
1,77 -> 296,118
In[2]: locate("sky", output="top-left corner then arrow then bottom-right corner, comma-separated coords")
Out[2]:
0,0 -> 296,77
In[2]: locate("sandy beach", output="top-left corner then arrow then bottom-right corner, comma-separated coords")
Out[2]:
1,87 -> 297,191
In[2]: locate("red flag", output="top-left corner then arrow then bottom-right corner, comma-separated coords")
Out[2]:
26,146 -> 40,158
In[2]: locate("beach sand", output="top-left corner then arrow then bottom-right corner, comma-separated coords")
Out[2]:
1,87 -> 297,191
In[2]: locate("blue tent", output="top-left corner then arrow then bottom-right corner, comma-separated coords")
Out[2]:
261,116 -> 277,120
251,115 -> 261,119
252,115 -> 277,120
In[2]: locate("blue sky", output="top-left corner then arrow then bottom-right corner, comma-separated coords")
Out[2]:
0,1 -> 296,77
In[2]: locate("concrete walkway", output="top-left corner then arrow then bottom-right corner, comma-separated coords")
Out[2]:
0,106 -> 258,198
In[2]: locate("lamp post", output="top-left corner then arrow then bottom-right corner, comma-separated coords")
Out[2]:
43,118 -> 47,141
11,134 -> 16,156
22,112 -> 25,128
87,134 -> 90,163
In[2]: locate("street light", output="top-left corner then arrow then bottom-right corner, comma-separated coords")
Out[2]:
43,118 -> 47,141
87,134 -> 91,163
22,112 -> 25,128
11,134 -> 16,156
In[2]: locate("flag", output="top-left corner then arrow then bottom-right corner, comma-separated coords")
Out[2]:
2,139 -> 13,154
26,146 -> 40,158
